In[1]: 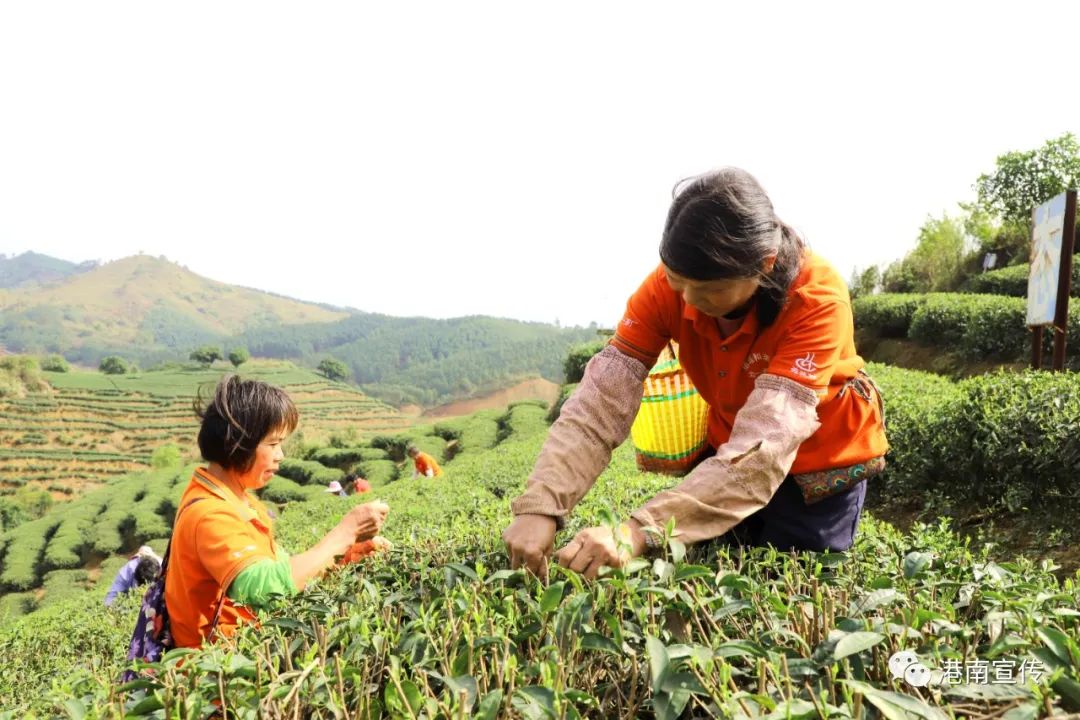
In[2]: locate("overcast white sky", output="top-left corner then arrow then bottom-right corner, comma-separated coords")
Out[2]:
2,2 -> 1078,327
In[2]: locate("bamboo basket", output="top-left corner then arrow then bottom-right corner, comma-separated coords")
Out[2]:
630,343 -> 709,475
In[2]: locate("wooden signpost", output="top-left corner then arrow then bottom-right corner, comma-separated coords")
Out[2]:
1028,190 -> 1077,371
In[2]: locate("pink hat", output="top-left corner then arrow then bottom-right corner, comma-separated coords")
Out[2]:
325,480 -> 344,493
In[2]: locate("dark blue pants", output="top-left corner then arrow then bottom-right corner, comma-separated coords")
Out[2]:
697,449 -> 867,552
724,474 -> 866,552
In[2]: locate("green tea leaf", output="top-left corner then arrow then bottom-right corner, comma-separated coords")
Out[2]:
646,635 -> 671,691
540,581 -> 566,613
833,631 -> 885,661
903,551 -> 933,579
580,633 -> 622,656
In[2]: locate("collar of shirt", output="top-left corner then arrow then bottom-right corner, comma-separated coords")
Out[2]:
682,300 -> 759,345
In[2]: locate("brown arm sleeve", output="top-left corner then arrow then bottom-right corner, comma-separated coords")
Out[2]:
629,373 -> 821,545
510,345 -> 649,526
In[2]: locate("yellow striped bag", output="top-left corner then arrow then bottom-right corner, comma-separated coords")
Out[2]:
630,344 -> 709,475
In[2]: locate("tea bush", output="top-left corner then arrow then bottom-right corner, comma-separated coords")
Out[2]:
259,476 -> 318,504
433,409 -> 502,457
867,365 -> 1080,516
3,376 -> 1080,716
856,292 -> 1080,366
0,517 -> 60,590
276,458 -> 345,487
309,446 -> 389,469
962,262 -> 1080,297
563,340 -> 607,383
357,459 -> 398,485
935,371 -> 1080,512
853,294 -> 929,337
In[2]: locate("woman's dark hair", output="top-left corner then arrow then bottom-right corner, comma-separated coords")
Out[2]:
134,556 -> 160,585
659,167 -> 806,327
195,375 -> 299,472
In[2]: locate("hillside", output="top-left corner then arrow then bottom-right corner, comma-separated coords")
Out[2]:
0,361 -> 411,501
0,251 -> 92,289
0,255 -> 349,363
0,253 -> 598,408
233,315 -> 596,407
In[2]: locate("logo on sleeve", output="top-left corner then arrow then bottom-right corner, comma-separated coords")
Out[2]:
791,352 -> 818,380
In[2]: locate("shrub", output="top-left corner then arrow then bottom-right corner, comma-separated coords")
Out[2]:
546,383 -> 578,423
0,498 -> 29,535
98,356 -> 129,375
228,347 -> 251,368
189,345 -> 223,367
42,502 -> 104,571
40,355 -> 69,373
276,458 -> 344,487
1,517 -> 61,590
369,433 -> 446,463
356,459 -> 397,485
498,402 -> 548,442
259,476 -> 314,503
867,365 -> 1080,516
150,444 -> 182,469
962,261 -> 1080,298
857,292 -> 1080,368
852,294 -> 928,337
865,363 -> 961,504
937,371 -> 1080,512
906,294 -> 970,350
0,591 -> 35,619
308,447 -> 388,469
433,410 -> 501,457
563,340 -> 607,383
317,358 -> 350,382
0,356 -> 44,397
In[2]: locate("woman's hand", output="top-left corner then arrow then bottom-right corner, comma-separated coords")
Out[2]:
332,501 -> 389,549
292,502 -> 390,589
503,514 -> 557,580
339,535 -> 393,565
555,521 -> 645,580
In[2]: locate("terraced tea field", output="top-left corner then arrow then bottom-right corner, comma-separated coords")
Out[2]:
0,362 -> 412,499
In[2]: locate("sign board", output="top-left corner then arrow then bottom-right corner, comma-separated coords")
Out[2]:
1027,193 -> 1067,327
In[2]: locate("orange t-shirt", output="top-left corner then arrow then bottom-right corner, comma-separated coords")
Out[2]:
611,251 -> 887,474
413,451 -> 443,477
165,468 -> 279,648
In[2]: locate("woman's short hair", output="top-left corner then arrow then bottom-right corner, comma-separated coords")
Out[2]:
195,375 -> 299,472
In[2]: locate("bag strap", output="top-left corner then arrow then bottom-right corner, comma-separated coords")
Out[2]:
161,495 -> 228,642
159,496 -> 207,578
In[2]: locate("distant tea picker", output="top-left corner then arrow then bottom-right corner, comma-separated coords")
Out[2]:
504,167 -> 888,579
408,444 -> 443,478
126,376 -> 391,667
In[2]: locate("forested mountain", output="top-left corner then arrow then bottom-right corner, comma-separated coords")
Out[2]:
0,253 -> 598,407
230,314 -> 597,406
0,255 -> 350,366
0,252 -> 93,289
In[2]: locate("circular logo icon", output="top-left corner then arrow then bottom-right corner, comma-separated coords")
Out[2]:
888,651 -> 919,680
904,663 -> 932,687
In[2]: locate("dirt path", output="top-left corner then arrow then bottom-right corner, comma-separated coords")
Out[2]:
422,378 -> 560,418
